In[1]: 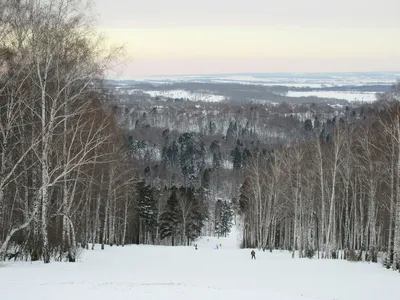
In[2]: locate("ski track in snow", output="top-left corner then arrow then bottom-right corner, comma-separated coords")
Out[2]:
1,228 -> 399,300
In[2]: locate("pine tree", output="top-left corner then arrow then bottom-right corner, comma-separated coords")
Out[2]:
209,121 -> 217,135
214,200 -> 222,236
210,140 -> 222,169
304,119 -> 313,132
169,141 -> 180,167
220,201 -> 234,237
178,133 -> 205,185
215,200 -> 233,237
226,121 -> 235,138
159,187 -> 180,246
231,146 -> 242,170
181,187 -> 206,243
161,135 -> 170,164
136,181 -> 158,244
314,116 -> 321,129
242,148 -> 252,168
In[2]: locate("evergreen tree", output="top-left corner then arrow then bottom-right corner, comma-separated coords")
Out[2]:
181,187 -> 206,243
159,187 -> 180,246
169,141 -> 180,166
136,181 -> 158,244
314,116 -> 321,129
210,140 -> 222,169
219,201 -> 234,237
242,148 -> 252,167
231,146 -> 242,170
215,200 -> 233,237
214,200 -> 222,235
178,133 -> 205,185
209,121 -> 217,135
226,121 -> 235,138
161,135 -> 170,164
304,119 -> 313,132
238,178 -> 251,214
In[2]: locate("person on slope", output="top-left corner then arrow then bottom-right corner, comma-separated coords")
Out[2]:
251,250 -> 256,259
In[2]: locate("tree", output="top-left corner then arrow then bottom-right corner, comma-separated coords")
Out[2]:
231,146 -> 242,170
178,133 -> 205,185
136,181 -> 158,244
215,200 -> 233,237
0,0 -> 128,263
304,119 -> 313,132
159,188 -> 180,246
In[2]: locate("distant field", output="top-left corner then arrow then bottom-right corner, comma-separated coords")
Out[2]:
287,91 -> 379,102
113,72 -> 398,104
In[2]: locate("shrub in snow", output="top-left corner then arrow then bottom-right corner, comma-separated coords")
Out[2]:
383,253 -> 393,269
346,250 -> 361,262
304,247 -> 315,259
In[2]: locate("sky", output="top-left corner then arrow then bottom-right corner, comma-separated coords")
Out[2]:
93,0 -> 400,78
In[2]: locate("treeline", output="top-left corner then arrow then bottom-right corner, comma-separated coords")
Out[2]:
118,97 -> 338,139
239,88 -> 400,271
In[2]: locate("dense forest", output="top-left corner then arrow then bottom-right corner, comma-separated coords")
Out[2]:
238,96 -> 400,271
1,0 -> 400,273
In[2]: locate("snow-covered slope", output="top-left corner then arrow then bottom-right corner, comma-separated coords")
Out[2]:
144,90 -> 226,102
1,231 -> 398,300
287,91 -> 378,102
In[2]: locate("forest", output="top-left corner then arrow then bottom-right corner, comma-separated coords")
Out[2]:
1,0 -> 400,274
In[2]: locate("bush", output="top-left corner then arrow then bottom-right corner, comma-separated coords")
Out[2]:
346,249 -> 360,262
304,247 -> 315,259
383,252 -> 393,269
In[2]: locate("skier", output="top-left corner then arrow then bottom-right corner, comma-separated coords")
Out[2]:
251,250 -> 256,259
194,244 -> 198,250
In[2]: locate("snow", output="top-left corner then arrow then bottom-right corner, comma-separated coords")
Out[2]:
1,228 -> 399,300
144,90 -> 226,102
287,90 -> 379,102
222,159 -> 233,170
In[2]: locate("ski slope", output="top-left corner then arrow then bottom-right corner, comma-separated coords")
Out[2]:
1,228 -> 399,300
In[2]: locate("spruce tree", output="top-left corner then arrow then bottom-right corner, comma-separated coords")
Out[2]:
178,133 -> 205,185
304,119 -> 313,132
159,188 -> 180,246
231,146 -> 242,170
136,181 -> 158,244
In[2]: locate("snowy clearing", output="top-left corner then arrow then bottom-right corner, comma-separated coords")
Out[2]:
144,90 -> 226,102
286,91 -> 379,102
1,230 -> 399,300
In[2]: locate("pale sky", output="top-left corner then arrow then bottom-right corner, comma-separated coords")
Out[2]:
94,0 -> 400,78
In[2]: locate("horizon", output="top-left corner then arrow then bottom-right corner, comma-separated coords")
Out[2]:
106,70 -> 400,81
